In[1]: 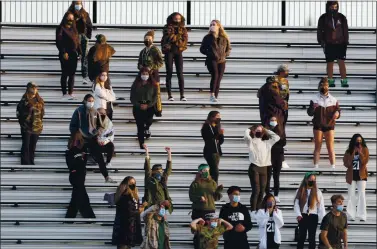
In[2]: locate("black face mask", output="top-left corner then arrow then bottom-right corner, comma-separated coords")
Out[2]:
330,9 -> 338,15
101,115 -> 106,121
320,88 -> 327,94
173,21 -> 179,25
215,118 -> 221,123
307,181 -> 315,187
255,132 -> 262,138
355,142 -> 361,147
144,40 -> 152,47
129,184 -> 136,190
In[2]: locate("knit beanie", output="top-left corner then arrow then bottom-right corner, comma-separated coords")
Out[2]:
198,164 -> 210,172
95,34 -> 107,44
144,30 -> 155,39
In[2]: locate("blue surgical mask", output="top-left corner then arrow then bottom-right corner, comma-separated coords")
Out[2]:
270,121 -> 277,127
75,5 -> 82,11
232,195 -> 240,203
210,221 -> 218,228
267,201 -> 274,208
159,208 -> 166,217
154,173 -> 162,181
336,205 -> 344,212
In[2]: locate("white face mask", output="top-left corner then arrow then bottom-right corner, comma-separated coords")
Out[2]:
100,76 -> 107,82
141,75 -> 149,81
86,101 -> 94,109
210,26 -> 218,32
270,121 -> 278,127
75,5 -> 82,11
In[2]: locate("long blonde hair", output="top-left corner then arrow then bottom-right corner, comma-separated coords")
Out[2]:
209,20 -> 229,41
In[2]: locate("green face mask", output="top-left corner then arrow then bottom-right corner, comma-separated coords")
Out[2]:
67,21 -> 73,26
201,172 -> 209,178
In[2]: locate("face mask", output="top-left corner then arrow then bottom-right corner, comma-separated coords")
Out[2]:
75,5 -> 82,11
307,181 -> 315,187
141,75 -> 149,81
255,132 -> 262,138
284,73 -> 289,78
67,20 -> 73,26
154,173 -> 162,181
129,184 -> 136,190
355,142 -> 361,147
232,195 -> 240,203
336,205 -> 344,212
320,88 -> 327,94
159,208 -> 166,217
144,40 -> 152,47
330,9 -> 338,14
86,102 -> 94,109
201,171 -> 209,178
101,114 -> 107,122
267,201 -> 274,208
100,75 -> 107,82
173,21 -> 179,25
269,121 -> 277,127
215,118 -> 221,123
210,221 -> 218,228
210,26 -> 218,32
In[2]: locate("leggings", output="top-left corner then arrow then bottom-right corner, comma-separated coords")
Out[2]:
207,60 -> 226,98
79,34 -> 89,78
59,51 -> 78,95
266,150 -> 284,196
248,163 -> 268,211
85,138 -> 109,178
164,52 -> 185,97
133,106 -> 155,147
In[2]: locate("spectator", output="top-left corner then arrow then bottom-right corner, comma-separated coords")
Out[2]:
161,12 -> 188,101
201,111 -> 224,183
294,172 -> 326,249
56,11 -> 81,100
65,131 -> 95,219
200,20 -> 231,102
69,94 -> 115,183
343,134 -> 369,221
87,34 -> 116,83
67,1 -> 93,84
274,64 -> 290,126
265,116 -> 286,203
92,71 -> 116,120
130,67 -> 157,149
96,108 -> 115,167
243,125 -> 280,213
317,1 -> 349,87
143,145 -> 173,214
307,78 -> 340,169
318,195 -> 348,249
255,194 -> 284,249
138,30 -> 164,117
140,200 -> 172,249
112,176 -> 145,249
191,213 -> 233,249
16,82 -> 44,165
219,186 -> 252,249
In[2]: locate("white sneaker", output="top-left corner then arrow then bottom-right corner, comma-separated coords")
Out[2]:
168,96 -> 174,101
69,94 -> 77,100
210,96 -> 218,103
274,196 -> 281,203
106,162 -> 112,168
105,176 -> 117,183
62,94 -> 72,100
83,77 -> 91,85
160,80 -> 166,85
314,164 -> 319,169
180,97 -> 187,102
282,161 -> 290,168
331,165 -> 336,170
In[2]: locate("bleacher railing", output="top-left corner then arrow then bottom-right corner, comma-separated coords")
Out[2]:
1,1 -> 376,28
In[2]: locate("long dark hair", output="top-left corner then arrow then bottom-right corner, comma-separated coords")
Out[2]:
294,174 -> 319,212
203,111 -> 221,130
166,12 -> 186,26
346,133 -> 367,154
115,176 -> 138,204
262,193 -> 276,212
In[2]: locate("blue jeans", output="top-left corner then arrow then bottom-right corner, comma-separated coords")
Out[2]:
79,34 -> 89,78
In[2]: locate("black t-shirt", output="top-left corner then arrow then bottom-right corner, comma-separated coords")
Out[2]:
266,212 -> 279,248
319,212 -> 348,248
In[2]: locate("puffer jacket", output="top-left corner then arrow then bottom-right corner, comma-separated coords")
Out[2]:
200,34 -> 231,64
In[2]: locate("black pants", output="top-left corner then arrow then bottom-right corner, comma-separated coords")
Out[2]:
59,52 -> 78,95
297,214 -> 318,249
191,209 -> 215,249
248,163 -> 268,211
204,153 -> 220,184
65,170 -> 96,219
266,150 -> 284,196
284,110 -> 288,126
165,52 -> 184,97
85,138 -> 109,178
20,131 -> 39,165
133,106 -> 155,147
207,60 -> 226,98
106,102 -> 114,121
100,142 -> 115,163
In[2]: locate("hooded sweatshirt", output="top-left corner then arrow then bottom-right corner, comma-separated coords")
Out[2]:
189,175 -> 223,211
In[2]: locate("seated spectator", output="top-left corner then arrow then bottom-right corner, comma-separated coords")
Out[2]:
69,94 -> 116,183
255,194 -> 284,249
143,145 -> 173,213
112,176 -> 145,249
97,108 -> 115,167
130,67 -> 158,149
140,200 -> 172,249
190,212 -> 233,249
343,134 -> 369,221
65,131 -> 95,219
16,82 -> 45,165
219,186 -> 252,249
307,77 -> 340,169
318,194 -> 348,249
92,71 -> 116,120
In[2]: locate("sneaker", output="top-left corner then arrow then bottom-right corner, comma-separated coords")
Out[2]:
105,176 -> 117,183
282,161 -> 290,168
62,94 -> 73,100
210,96 -> 218,103
145,130 -> 151,139
106,162 -> 112,168
328,78 -> 336,87
180,96 -> 187,102
168,96 -> 174,101
250,211 -> 256,220
314,164 -> 319,169
341,78 -> 349,88
69,94 -> 77,100
331,165 -> 336,170
274,196 -> 281,203
83,77 -> 91,85
160,80 -> 166,85
360,218 -> 366,222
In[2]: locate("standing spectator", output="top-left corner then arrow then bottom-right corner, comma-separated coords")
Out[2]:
243,125 -> 280,213
201,111 -> 224,183
343,134 -> 369,221
65,131 -> 95,219
140,201 -> 172,249
294,172 -> 326,249
255,194 -> 284,249
190,213 -> 233,249
265,116 -> 286,203
219,186 -> 252,249
317,1 -> 349,87
69,94 -> 115,183
130,67 -> 157,149
307,77 -> 340,169
16,82 -> 44,165
92,71 -> 116,120
200,20 -> 231,102
143,145 -> 173,214
112,176 -> 145,249
87,34 -> 116,83
138,30 -> 164,117
68,1 -> 93,84
56,11 -> 81,100
318,195 -> 348,249
161,12 -> 188,101
96,108 -> 115,168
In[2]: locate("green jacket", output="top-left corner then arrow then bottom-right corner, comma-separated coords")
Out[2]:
144,157 -> 173,214
138,45 -> 164,71
189,176 -> 223,211
130,82 -> 157,109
